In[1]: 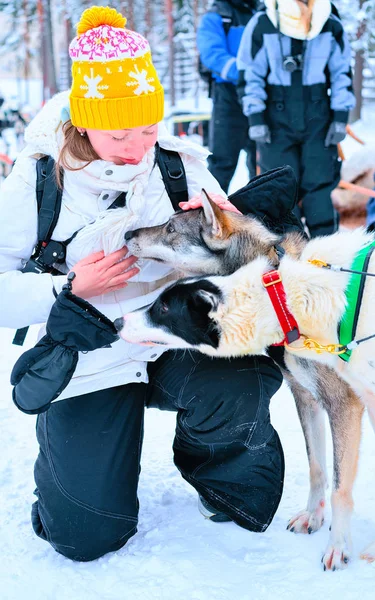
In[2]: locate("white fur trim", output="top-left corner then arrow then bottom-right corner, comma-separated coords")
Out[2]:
264,0 -> 331,40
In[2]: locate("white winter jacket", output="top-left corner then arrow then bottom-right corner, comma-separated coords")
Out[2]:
0,92 -> 224,399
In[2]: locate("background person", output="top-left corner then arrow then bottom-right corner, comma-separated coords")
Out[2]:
197,0 -> 258,193
237,0 -> 355,237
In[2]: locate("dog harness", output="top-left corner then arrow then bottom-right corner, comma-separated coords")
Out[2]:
262,269 -> 300,346
338,240 -> 375,362
263,239 -> 375,360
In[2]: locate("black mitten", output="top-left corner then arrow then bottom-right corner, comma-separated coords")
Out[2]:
324,121 -> 346,147
228,165 -> 306,237
11,287 -> 120,414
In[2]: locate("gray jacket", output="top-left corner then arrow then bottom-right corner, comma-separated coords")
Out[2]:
237,10 -> 355,126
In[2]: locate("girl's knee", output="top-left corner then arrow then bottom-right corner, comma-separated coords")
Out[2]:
53,530 -> 136,562
31,499 -> 137,561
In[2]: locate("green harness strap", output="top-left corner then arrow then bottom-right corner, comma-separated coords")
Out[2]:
338,240 -> 375,362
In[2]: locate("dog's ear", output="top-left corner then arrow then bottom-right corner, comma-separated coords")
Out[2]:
191,287 -> 220,312
200,189 -> 225,237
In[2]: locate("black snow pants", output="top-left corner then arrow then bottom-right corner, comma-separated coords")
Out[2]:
208,82 -> 257,193
258,84 -> 341,237
32,350 -> 284,562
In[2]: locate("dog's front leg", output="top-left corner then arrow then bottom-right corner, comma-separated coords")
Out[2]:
322,391 -> 364,570
285,373 -> 328,535
359,398 -> 375,563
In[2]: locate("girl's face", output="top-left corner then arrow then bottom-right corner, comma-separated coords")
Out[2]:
83,123 -> 158,165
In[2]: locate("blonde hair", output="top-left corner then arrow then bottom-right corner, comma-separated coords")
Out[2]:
55,121 -> 100,186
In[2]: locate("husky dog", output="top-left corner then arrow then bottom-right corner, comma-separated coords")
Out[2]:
125,191 -> 305,276
123,192 -> 371,569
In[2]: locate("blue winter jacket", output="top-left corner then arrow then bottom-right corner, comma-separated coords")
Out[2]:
197,6 -> 255,85
237,10 -> 355,125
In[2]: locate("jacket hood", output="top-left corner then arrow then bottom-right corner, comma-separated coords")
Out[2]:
23,90 -> 209,162
264,0 -> 331,40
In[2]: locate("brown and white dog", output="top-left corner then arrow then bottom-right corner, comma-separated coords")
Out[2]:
121,195 -> 374,569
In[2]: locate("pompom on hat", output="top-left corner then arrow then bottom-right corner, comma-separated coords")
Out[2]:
69,6 -> 164,130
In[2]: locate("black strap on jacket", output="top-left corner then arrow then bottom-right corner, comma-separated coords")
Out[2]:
111,144 -> 188,212
36,156 -> 64,246
155,142 -> 188,210
34,144 -> 187,244
13,144 -> 188,346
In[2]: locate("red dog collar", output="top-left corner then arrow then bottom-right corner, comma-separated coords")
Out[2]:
262,269 -> 300,346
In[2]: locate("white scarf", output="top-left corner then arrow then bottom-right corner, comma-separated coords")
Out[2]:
264,0 -> 331,40
71,147 -> 156,255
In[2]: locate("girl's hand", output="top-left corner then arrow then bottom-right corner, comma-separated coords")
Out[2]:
179,192 -> 242,214
70,247 -> 139,299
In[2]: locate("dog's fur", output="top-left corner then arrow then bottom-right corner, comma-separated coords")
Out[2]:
123,194 -> 373,569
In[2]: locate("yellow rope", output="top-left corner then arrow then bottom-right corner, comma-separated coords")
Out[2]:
307,259 -> 328,268
285,335 -> 347,355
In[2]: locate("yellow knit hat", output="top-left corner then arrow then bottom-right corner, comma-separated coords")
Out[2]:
69,6 -> 164,130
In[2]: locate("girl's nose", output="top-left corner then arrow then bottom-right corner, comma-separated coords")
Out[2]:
122,136 -> 144,156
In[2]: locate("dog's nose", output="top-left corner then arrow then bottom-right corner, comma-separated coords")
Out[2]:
125,230 -> 135,241
113,317 -> 125,332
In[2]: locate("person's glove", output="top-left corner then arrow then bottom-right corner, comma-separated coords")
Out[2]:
228,165 -> 306,238
11,276 -> 122,414
248,124 -> 271,144
324,121 -> 347,147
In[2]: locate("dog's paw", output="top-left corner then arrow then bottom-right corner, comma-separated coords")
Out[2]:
321,542 -> 351,571
287,505 -> 324,534
360,542 -> 375,563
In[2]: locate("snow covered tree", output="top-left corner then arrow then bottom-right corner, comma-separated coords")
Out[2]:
0,0 -> 210,107
0,0 -> 38,102
0,0 -> 58,102
336,0 -> 375,120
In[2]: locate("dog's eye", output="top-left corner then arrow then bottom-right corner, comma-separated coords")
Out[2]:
161,303 -> 169,313
166,223 -> 175,234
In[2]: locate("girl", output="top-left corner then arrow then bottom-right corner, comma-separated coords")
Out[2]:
0,6 -> 283,561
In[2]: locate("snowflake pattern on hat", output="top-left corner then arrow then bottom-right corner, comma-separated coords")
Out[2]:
80,68 -> 109,99
127,66 -> 155,95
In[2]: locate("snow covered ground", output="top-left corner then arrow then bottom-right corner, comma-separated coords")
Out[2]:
1,327 -> 375,600
2,103 -> 375,600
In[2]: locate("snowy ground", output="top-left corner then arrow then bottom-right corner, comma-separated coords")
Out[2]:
1,327 -> 375,600
2,103 -> 375,600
